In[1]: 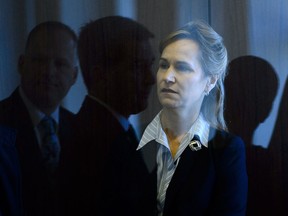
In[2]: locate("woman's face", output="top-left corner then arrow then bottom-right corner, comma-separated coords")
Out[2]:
157,39 -> 211,113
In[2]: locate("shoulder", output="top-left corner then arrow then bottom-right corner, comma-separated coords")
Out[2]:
76,96 -> 119,128
76,96 -> 107,120
207,129 -> 247,180
0,90 -> 19,111
0,125 -> 17,145
208,128 -> 246,168
209,128 -> 245,151
0,89 -> 28,126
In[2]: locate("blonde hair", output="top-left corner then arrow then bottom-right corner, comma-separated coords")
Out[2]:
159,20 -> 228,130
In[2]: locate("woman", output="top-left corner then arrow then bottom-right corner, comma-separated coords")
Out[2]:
138,20 -> 248,216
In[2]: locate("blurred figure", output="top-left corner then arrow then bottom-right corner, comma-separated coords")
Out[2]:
72,16 -> 156,215
269,77 -> 288,214
138,20 -> 247,216
0,21 -> 78,216
225,55 -> 279,215
225,55 -> 278,145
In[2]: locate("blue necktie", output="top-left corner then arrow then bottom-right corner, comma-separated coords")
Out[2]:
38,116 -> 60,172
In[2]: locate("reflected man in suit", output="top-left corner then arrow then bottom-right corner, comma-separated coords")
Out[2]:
0,21 -> 78,216
225,55 -> 278,216
73,16 -> 156,215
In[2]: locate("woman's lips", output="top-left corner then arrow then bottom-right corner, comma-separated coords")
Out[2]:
161,88 -> 177,93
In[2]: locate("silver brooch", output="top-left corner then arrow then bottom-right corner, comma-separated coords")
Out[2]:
189,140 -> 202,151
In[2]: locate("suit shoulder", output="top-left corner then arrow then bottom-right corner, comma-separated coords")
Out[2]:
0,125 -> 17,145
208,129 -> 247,181
0,91 -> 21,125
209,128 -> 245,150
0,94 -> 15,112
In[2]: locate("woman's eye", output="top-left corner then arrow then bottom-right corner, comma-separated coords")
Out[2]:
159,61 -> 169,69
175,64 -> 192,72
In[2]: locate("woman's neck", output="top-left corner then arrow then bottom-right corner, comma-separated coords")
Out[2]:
161,108 -> 200,158
161,108 -> 200,136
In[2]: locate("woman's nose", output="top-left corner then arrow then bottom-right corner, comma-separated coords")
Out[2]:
164,67 -> 175,83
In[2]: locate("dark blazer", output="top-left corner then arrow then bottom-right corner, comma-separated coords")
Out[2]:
69,96 -> 155,216
0,125 -> 19,216
142,129 -> 248,216
0,88 -> 75,216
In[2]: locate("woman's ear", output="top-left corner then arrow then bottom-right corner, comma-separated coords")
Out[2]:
205,75 -> 219,95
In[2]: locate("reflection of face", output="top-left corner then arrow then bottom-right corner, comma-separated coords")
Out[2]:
19,29 -> 77,113
157,39 -> 209,114
113,40 -> 155,115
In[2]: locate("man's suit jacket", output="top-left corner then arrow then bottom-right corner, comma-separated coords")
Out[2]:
0,125 -> 18,216
69,96 -> 155,216
142,129 -> 248,216
0,88 -> 75,216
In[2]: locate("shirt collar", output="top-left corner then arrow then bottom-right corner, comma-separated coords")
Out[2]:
137,110 -> 209,150
186,113 -> 209,148
88,94 -> 130,131
19,87 -> 59,127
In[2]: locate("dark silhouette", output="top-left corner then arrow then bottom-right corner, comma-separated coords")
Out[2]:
225,55 -> 279,215
0,21 -> 78,216
68,16 -> 156,215
268,77 -> 288,214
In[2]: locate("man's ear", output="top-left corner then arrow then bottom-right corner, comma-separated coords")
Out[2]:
205,75 -> 219,94
18,55 -> 25,75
